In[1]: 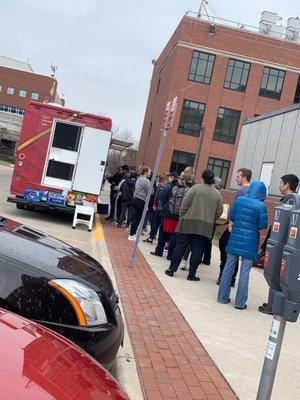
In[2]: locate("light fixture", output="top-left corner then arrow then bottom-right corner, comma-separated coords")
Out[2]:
208,23 -> 216,36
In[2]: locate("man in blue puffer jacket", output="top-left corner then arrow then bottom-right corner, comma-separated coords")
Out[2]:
218,180 -> 268,310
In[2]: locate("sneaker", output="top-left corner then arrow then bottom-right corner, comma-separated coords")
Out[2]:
258,304 -> 272,315
165,269 -> 174,277
150,251 -> 162,257
128,235 -> 136,241
235,305 -> 247,310
216,278 -> 220,285
143,237 -> 153,244
187,276 -> 200,281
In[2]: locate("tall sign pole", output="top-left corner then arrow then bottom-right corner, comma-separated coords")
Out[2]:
129,97 -> 178,268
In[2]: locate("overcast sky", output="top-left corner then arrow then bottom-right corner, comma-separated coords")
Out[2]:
0,0 -> 298,141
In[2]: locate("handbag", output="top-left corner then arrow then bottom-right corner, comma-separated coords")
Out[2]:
216,204 -> 229,225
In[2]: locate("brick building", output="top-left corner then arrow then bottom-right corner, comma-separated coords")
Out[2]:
136,12 -> 300,188
0,56 -> 63,157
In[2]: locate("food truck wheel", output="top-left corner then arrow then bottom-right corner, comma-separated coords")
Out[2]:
16,203 -> 25,210
25,205 -> 35,211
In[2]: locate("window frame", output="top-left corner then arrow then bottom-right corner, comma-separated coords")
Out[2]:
213,107 -> 241,144
224,58 -> 251,92
188,50 -> 216,85
170,150 -> 195,174
19,89 -> 27,98
178,99 -> 205,137
31,92 -> 39,100
7,87 -> 14,95
207,157 -> 230,187
259,67 -> 285,100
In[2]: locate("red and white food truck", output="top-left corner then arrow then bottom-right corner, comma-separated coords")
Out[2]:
8,101 -> 112,213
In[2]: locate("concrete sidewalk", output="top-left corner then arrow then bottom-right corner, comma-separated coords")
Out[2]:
101,218 -> 300,400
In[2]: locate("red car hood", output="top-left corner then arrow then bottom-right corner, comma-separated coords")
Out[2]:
0,309 -> 128,400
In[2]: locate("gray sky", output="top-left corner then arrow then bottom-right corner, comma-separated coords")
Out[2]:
0,0 -> 298,141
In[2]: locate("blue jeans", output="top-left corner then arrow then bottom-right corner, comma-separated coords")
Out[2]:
218,253 -> 253,308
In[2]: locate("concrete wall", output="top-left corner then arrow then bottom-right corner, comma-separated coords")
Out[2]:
230,105 -> 300,196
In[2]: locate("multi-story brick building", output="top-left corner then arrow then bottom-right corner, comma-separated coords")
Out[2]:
0,56 -> 63,157
136,12 -> 300,187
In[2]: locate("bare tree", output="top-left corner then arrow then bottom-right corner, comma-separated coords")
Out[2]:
106,127 -> 139,176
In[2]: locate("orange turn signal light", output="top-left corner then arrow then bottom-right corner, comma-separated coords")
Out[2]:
48,280 -> 87,326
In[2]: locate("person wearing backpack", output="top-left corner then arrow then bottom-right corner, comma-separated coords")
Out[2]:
163,172 -> 191,259
165,170 -> 223,281
117,172 -> 136,228
150,172 -> 178,257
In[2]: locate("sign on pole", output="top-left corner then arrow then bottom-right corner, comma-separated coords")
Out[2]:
129,96 -> 178,267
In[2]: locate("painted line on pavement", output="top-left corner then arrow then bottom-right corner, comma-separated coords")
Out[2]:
92,214 -> 104,242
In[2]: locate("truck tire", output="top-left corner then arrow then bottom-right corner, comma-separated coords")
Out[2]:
16,203 -> 25,210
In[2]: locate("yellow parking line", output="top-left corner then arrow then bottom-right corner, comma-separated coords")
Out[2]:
92,214 -> 104,242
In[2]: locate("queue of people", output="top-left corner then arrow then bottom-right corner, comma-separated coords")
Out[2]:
104,164 -> 299,312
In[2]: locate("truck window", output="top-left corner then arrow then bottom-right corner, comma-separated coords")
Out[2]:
52,122 -> 82,152
46,160 -> 75,181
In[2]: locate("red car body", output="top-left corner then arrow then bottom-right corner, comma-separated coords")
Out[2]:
0,308 -> 129,400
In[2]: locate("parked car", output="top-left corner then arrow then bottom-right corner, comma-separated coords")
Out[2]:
0,216 -> 124,369
0,308 -> 129,400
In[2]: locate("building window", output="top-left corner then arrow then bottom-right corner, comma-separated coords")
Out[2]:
188,51 -> 215,84
178,100 -> 205,137
224,59 -> 250,92
19,89 -> 27,98
31,92 -> 39,100
170,150 -> 195,174
294,76 -> 300,104
259,67 -> 285,100
0,104 -> 24,115
207,157 -> 230,187
7,87 -> 14,95
213,107 -> 240,144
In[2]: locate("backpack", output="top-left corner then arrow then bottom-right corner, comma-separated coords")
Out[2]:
168,186 -> 189,215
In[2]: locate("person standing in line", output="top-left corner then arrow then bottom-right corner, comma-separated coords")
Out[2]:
258,173 -> 299,314
165,170 -> 223,281
217,168 -> 252,286
128,166 -> 152,241
117,172 -> 136,228
143,174 -> 167,243
105,165 -> 128,221
149,172 -> 178,256
218,180 -> 268,310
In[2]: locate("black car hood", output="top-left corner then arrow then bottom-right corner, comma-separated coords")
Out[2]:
0,219 -> 114,296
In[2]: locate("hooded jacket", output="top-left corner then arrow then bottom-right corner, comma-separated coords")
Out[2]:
226,180 -> 268,260
120,178 -> 135,203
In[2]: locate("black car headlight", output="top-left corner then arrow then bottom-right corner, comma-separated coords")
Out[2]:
48,279 -> 107,327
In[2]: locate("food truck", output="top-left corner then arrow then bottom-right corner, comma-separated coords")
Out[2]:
8,101 -> 112,213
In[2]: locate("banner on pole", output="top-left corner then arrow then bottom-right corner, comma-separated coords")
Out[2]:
161,96 -> 178,131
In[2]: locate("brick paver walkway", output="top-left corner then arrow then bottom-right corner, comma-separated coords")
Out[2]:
103,221 -> 237,400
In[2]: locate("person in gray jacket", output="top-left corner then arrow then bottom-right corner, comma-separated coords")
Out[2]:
128,166 -> 152,241
165,170 -> 223,281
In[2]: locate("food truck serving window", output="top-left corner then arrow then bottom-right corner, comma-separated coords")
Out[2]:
46,160 -> 75,181
52,122 -> 82,152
